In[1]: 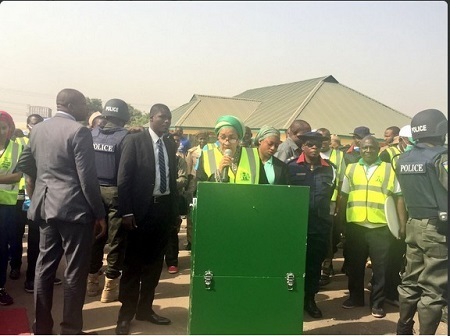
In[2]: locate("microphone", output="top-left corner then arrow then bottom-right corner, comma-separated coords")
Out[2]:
221,149 -> 232,182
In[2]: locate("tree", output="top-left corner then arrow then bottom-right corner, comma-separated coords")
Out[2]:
128,104 -> 149,127
86,97 -> 103,115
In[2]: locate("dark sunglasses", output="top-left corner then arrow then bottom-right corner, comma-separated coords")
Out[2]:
304,141 -> 322,148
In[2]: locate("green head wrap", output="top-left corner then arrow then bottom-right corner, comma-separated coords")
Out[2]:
254,125 -> 280,146
214,115 -> 246,140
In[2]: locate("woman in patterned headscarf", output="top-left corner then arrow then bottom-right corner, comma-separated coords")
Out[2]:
254,125 -> 290,185
196,115 -> 268,184
0,110 -> 23,306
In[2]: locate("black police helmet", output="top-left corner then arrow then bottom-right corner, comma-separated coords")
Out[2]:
102,99 -> 130,122
410,109 -> 447,140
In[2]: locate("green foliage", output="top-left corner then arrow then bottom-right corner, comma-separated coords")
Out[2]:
86,97 -> 103,114
128,104 -> 149,127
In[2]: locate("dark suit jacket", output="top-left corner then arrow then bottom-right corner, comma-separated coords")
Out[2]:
272,155 -> 290,185
117,129 -> 178,225
16,113 -> 105,223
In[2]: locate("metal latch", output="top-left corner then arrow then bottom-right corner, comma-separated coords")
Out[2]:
204,270 -> 213,290
286,273 -> 295,291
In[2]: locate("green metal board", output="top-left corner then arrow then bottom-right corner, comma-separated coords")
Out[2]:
189,182 -> 309,335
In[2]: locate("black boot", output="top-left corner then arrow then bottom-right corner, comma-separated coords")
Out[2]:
396,320 -> 414,335
304,295 -> 322,318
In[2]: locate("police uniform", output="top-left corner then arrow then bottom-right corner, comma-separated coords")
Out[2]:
287,136 -> 336,318
395,108 -> 448,334
396,140 -> 448,334
88,98 -> 130,302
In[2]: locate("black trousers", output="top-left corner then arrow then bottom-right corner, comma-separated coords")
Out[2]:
117,200 -> 172,322
164,216 -> 182,267
26,219 -> 40,282
10,200 -> 26,271
345,223 -> 391,308
305,232 -> 330,297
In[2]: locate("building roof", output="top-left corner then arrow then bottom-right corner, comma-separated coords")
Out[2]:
169,75 -> 412,138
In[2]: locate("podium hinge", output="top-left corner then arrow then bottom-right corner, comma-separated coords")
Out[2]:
286,272 -> 295,291
204,270 -> 213,290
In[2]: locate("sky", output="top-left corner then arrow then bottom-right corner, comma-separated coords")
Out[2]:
0,1 -> 447,126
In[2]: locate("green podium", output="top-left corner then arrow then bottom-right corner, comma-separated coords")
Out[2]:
188,182 -> 309,334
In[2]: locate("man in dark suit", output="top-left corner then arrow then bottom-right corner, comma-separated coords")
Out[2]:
16,88 -> 106,335
115,104 -> 178,335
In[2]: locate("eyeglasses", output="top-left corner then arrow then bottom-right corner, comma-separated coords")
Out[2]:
219,135 -> 238,143
304,141 -> 322,148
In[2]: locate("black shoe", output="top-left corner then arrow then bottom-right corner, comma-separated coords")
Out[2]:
319,274 -> 330,287
24,281 -> 34,293
342,298 -> 364,309
9,268 -> 20,280
135,312 -> 171,325
371,307 -> 386,318
115,320 -> 130,335
397,321 -> 415,334
304,298 -> 322,318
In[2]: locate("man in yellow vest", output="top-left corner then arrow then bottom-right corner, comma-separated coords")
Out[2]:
339,135 -> 407,319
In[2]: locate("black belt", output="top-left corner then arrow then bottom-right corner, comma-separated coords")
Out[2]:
152,195 -> 171,203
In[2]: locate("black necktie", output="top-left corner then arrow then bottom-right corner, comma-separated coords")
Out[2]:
157,139 -> 167,193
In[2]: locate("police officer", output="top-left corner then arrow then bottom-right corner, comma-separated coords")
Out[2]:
87,99 -> 130,303
396,109 -> 448,335
287,131 -> 336,318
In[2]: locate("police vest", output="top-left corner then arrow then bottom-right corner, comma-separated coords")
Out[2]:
0,140 -> 23,205
345,161 -> 395,224
329,149 -> 344,201
203,147 -> 260,184
92,127 -> 128,185
396,145 -> 447,219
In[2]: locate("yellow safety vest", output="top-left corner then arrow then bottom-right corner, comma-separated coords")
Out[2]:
329,149 -> 344,201
15,137 -> 29,147
385,146 -> 401,170
203,147 -> 260,184
345,161 -> 395,224
14,137 -> 29,192
0,140 -> 23,205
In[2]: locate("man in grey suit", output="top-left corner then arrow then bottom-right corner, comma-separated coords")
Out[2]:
16,88 -> 106,335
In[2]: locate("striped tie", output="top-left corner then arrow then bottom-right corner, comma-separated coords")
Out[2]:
157,139 -> 167,193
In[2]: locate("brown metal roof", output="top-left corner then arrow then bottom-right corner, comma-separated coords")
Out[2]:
170,75 -> 412,138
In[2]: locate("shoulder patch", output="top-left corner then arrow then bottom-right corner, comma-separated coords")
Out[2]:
285,156 -> 298,164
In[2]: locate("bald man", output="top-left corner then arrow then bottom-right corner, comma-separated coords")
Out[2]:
16,88 -> 106,335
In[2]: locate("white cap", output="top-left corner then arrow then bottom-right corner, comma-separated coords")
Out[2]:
399,125 -> 412,138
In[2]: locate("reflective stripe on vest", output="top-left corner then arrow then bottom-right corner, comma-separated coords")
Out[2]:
329,149 -> 343,201
346,162 -> 395,224
0,141 -> 22,205
15,137 -> 29,146
14,138 -> 28,190
203,147 -> 260,184
386,147 -> 401,170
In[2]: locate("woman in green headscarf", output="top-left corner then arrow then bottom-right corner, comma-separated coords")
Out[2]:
254,126 -> 290,185
196,115 -> 268,184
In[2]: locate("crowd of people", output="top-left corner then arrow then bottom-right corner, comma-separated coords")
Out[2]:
0,89 -> 447,335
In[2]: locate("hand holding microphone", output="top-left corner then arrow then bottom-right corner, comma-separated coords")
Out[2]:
221,149 -> 232,182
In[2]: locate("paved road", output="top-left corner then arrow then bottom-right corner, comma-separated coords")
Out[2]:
0,219 -> 447,335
